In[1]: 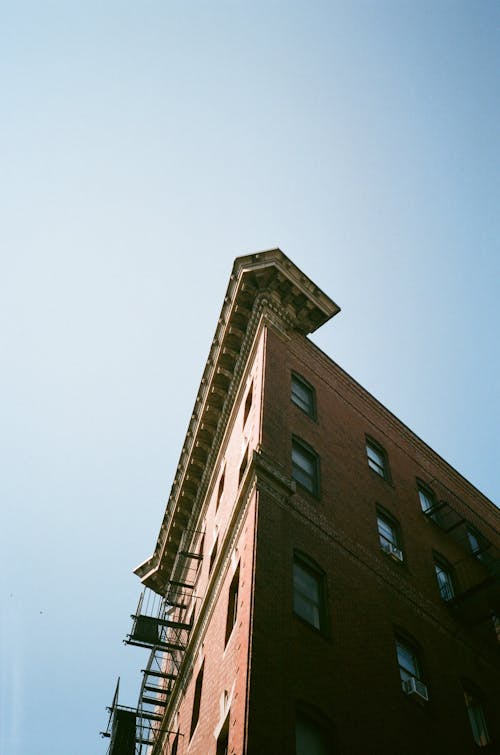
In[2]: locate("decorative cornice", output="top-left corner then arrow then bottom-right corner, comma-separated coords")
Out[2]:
135,249 -> 340,593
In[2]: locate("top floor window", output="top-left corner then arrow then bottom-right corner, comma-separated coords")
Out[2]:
366,438 -> 389,481
418,483 -> 436,513
291,373 -> 316,418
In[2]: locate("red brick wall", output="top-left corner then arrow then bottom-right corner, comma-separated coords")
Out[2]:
246,326 -> 499,754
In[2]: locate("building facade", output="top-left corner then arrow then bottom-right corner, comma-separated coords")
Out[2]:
103,250 -> 499,755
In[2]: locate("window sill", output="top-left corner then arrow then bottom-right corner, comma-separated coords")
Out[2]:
292,611 -> 331,642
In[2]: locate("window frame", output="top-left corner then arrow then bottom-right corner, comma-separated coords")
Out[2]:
295,704 -> 333,755
433,554 -> 455,601
463,683 -> 491,747
366,437 -> 390,481
395,634 -> 425,691
376,508 -> 404,562
243,382 -> 253,426
292,552 -> 328,633
291,436 -> 320,497
190,662 -> 204,739
209,536 -> 218,575
291,372 -> 317,419
216,712 -> 230,755
225,565 -> 240,646
216,468 -> 225,511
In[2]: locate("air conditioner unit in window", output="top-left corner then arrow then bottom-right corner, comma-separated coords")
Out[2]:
381,542 -> 403,562
403,676 -> 429,701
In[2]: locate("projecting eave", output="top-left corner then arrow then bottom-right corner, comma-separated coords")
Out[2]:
135,248 -> 340,593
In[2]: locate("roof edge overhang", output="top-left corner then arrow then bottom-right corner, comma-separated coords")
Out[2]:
134,248 -> 340,593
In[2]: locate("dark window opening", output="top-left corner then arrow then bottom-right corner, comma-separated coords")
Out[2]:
225,566 -> 240,645
366,438 -> 390,481
216,712 -> 230,755
209,537 -> 218,574
295,708 -> 331,755
292,437 -> 320,496
244,383 -> 253,425
216,469 -> 225,511
464,686 -> 490,746
239,446 -> 249,485
190,662 -> 204,739
291,373 -> 316,418
293,553 -> 326,632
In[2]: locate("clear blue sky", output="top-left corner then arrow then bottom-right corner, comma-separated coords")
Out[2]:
1,2 -> 498,753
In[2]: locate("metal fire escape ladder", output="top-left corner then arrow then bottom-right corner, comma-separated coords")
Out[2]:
101,678 -> 138,755
424,500 -> 500,626
128,527 -> 204,754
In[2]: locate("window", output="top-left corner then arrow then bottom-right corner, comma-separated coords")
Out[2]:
243,382 -> 253,425
434,557 -> 454,601
417,483 -> 436,513
366,438 -> 389,480
216,713 -> 230,755
239,446 -> 249,485
225,566 -> 240,645
395,637 -> 424,690
295,710 -> 330,755
216,469 -> 225,511
467,527 -> 485,561
293,554 -> 326,631
291,373 -> 316,418
292,438 -> 320,496
195,534 -> 205,578
171,731 -> 179,755
377,511 -> 403,561
464,687 -> 490,746
190,662 -> 204,738
209,537 -> 218,574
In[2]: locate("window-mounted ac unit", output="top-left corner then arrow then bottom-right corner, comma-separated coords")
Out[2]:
381,542 -> 403,562
403,676 -> 429,701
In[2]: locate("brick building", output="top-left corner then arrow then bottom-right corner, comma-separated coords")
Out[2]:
103,249 -> 499,755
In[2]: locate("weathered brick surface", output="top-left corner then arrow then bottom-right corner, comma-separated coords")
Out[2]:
246,326 -> 499,754
158,322 -> 499,755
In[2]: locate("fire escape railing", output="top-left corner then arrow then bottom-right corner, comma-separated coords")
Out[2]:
102,528 -> 203,754
424,500 -> 500,626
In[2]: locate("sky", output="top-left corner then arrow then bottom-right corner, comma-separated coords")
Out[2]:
0,2 -> 498,753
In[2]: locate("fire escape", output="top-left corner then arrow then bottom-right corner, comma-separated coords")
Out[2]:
101,528 -> 204,754
424,499 -> 500,635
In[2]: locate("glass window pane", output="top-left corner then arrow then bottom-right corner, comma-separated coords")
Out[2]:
418,488 -> 434,512
292,442 -> 318,495
377,516 -> 396,546
396,641 -> 419,680
296,713 -> 330,755
293,561 -> 322,630
367,443 -> 385,477
465,693 -> 490,746
435,563 -> 454,600
291,376 -> 315,416
292,446 -> 315,475
294,564 -> 320,601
